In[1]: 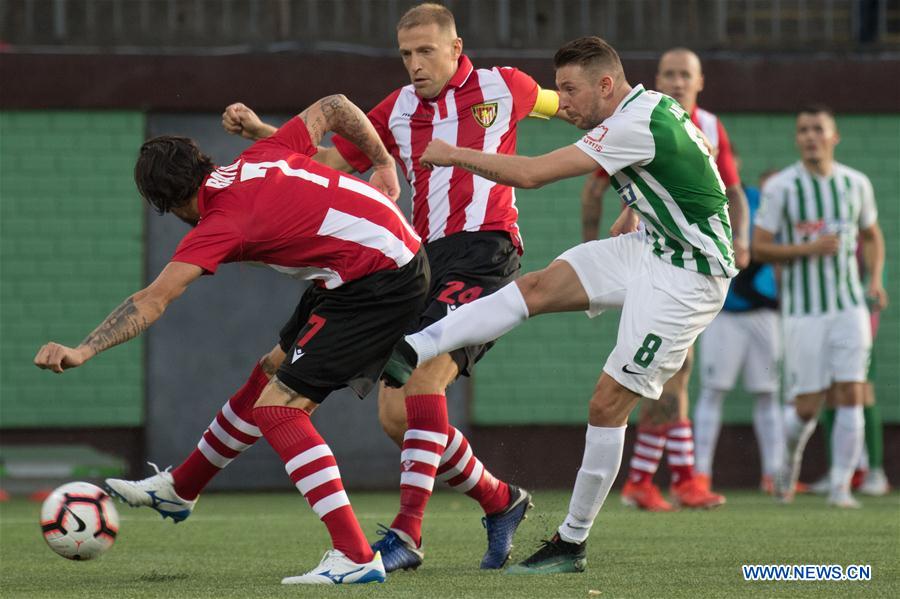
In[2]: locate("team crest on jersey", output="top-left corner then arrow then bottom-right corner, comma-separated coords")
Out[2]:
471,102 -> 499,128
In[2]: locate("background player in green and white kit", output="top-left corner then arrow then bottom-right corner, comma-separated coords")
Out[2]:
754,105 -> 887,509
388,37 -> 735,574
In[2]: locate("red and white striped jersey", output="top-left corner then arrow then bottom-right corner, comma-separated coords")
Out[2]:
333,55 -> 539,250
691,106 -> 740,188
172,117 -> 421,289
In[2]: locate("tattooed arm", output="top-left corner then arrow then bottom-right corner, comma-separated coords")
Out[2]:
34,262 -> 202,373
299,95 -> 400,199
420,140 -> 598,189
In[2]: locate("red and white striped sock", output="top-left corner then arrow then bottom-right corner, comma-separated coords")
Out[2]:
254,404 -> 372,564
667,420 -> 696,485
171,363 -> 268,500
391,394 -> 448,546
437,426 -> 510,515
626,425 -> 667,485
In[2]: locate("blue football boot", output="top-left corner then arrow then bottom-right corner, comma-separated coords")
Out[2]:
480,485 -> 533,569
370,525 -> 424,572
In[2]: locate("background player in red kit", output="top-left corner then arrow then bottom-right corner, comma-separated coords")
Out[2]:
35,94 -> 429,585
217,3 -> 565,571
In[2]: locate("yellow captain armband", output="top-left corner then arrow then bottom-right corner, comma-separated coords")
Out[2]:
528,88 -> 559,120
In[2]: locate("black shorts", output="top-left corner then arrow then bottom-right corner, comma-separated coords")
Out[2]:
276,249 -> 429,402
418,230 -> 520,376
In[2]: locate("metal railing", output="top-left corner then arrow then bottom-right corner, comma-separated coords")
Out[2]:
0,0 -> 895,53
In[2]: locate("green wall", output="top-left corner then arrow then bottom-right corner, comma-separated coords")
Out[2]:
0,111 -> 146,428
473,114 -> 900,425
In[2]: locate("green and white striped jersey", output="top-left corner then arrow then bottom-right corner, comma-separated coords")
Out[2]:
756,161 -> 877,317
575,85 -> 736,278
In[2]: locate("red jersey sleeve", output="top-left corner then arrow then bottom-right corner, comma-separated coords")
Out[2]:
171,214 -> 242,274
714,120 -> 740,188
253,116 -> 317,157
497,67 -> 540,122
332,90 -> 400,172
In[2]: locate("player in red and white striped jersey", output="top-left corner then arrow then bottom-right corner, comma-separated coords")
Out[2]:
35,94 -> 430,585
222,3 -> 566,572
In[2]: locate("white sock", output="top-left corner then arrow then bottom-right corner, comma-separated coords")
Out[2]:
782,405 -> 817,485
693,387 -> 726,476
858,444 -> 870,470
558,425 -> 626,545
830,405 -> 865,494
406,282 -> 529,365
752,391 -> 783,477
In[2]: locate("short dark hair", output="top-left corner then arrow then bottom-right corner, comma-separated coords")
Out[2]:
397,2 -> 456,33
134,136 -> 214,214
554,36 -> 623,77
798,103 -> 835,119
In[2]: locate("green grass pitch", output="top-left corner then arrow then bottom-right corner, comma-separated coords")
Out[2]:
2,490 -> 897,598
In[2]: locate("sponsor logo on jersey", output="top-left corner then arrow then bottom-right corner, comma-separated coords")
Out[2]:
580,125 -> 608,152
471,102 -> 499,128
795,219 -> 826,237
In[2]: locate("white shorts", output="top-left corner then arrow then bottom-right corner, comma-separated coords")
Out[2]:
557,231 -> 728,399
699,310 -> 781,393
783,306 -> 872,399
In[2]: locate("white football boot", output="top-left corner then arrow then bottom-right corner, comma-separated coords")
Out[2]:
281,550 -> 386,585
826,488 -> 862,509
105,462 -> 196,522
859,468 -> 890,496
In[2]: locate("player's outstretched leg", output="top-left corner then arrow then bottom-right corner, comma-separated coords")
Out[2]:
105,359 -> 270,521
390,283 -> 531,381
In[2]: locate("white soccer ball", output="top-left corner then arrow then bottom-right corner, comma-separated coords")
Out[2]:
40,482 -> 119,560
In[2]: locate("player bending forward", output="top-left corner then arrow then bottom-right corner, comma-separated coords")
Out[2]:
387,36 -> 736,574
35,95 -> 429,585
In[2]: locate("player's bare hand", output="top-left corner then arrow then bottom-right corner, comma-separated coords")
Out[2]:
222,103 -> 265,140
369,163 -> 401,201
609,207 -> 639,237
420,139 -> 454,170
867,281 -> 889,311
733,240 -> 750,269
34,343 -> 91,374
809,234 -> 840,256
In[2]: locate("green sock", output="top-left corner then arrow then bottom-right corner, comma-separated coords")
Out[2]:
863,404 -> 884,469
820,407 -> 836,466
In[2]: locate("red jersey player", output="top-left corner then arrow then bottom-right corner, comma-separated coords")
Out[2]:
35,94 -> 429,585
218,3 -> 565,571
604,48 -> 749,512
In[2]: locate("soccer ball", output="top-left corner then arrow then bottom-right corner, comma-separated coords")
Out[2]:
40,482 -> 119,560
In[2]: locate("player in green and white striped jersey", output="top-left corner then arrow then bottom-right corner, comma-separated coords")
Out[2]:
754,105 -> 887,509
385,37 -> 736,574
